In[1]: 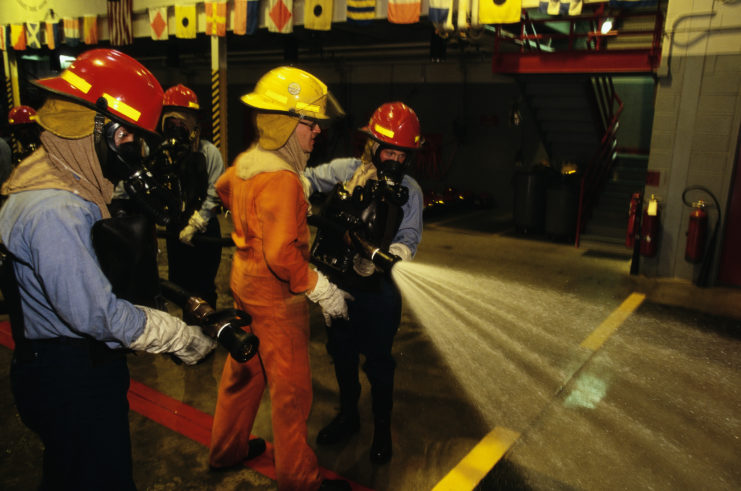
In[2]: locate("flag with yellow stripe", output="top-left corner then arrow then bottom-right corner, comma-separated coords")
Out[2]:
63,18 -> 80,46
175,5 -> 197,39
479,0 -> 521,24
26,22 -> 42,49
205,2 -> 227,36
347,0 -> 375,24
305,0 -> 334,31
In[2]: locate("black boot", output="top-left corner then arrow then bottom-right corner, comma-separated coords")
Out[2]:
319,479 -> 352,491
209,438 -> 266,472
316,410 -> 360,445
370,417 -> 392,464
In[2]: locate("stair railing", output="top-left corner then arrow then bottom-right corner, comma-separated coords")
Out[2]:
574,77 -> 623,247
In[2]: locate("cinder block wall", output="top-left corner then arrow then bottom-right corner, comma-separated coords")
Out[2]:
642,53 -> 741,283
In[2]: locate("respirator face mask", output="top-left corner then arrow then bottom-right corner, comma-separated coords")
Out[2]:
373,145 -> 411,186
163,118 -> 191,145
97,120 -> 179,226
97,121 -> 149,184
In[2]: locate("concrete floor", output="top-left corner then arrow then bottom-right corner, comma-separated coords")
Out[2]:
1,209 -> 740,490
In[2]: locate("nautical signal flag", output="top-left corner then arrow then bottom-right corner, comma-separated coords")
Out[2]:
305,0 -> 333,31
149,7 -> 168,40
107,0 -> 133,46
388,0 -> 420,24
26,22 -> 42,49
45,21 -> 60,50
347,0 -> 375,24
267,0 -> 293,34
83,15 -> 98,44
63,18 -> 81,47
205,2 -> 227,36
539,0 -> 581,15
479,0 -> 522,25
429,0 -> 452,29
175,5 -> 197,39
11,24 -> 26,51
233,0 -> 259,35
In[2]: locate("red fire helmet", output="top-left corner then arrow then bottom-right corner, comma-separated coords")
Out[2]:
32,48 -> 164,133
363,102 -> 421,151
163,84 -> 200,111
8,105 -> 37,125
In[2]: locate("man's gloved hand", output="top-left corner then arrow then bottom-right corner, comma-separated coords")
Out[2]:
353,254 -> 376,277
388,242 -> 412,261
306,270 -> 354,326
179,211 -> 208,246
130,306 -> 217,365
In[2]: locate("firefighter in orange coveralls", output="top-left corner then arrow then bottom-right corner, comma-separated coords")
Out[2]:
208,67 -> 352,491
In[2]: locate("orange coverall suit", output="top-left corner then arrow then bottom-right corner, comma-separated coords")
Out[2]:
209,164 -> 323,490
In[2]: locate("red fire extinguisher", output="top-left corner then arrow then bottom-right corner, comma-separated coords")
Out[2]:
625,192 -> 641,248
685,200 -> 708,263
640,194 -> 659,257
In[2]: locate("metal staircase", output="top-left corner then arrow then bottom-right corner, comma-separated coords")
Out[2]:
494,4 -> 662,246
580,151 -> 649,244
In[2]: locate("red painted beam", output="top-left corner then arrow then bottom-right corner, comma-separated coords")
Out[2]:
492,50 -> 660,74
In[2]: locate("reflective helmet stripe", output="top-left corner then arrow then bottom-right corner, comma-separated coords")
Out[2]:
296,101 -> 322,113
374,123 -> 395,139
102,93 -> 141,122
61,70 -> 92,94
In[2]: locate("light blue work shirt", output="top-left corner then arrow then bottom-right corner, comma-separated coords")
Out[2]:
0,189 -> 145,348
196,139 -> 225,222
303,157 -> 424,256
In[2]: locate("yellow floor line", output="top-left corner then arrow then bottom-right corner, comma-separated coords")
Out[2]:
432,426 -> 521,491
580,292 -> 646,351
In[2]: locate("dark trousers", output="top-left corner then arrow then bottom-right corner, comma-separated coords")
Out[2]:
10,338 -> 135,491
326,276 -> 402,418
166,216 -> 222,307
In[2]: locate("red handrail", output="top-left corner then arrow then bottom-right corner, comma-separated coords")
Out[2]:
574,80 -> 624,247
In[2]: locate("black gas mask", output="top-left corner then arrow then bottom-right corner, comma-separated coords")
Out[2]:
96,119 -> 148,184
372,145 -> 413,186
96,117 -> 181,226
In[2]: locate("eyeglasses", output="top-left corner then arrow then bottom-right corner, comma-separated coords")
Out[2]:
297,119 -> 320,131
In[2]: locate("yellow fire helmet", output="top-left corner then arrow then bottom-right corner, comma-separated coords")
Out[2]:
241,66 -> 344,121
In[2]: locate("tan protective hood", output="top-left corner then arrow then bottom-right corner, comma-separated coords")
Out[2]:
35,97 -> 98,139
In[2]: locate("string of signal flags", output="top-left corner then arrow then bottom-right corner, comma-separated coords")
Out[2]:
0,0 -> 553,51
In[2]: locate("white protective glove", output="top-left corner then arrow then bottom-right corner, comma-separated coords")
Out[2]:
353,254 -> 376,277
306,270 -> 354,326
130,306 -> 217,365
179,211 -> 208,246
388,242 -> 413,261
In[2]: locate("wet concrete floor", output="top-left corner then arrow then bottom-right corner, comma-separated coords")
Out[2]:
1,209 -> 740,490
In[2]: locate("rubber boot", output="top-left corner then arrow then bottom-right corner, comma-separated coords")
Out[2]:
319,479 -> 352,490
370,417 -> 392,465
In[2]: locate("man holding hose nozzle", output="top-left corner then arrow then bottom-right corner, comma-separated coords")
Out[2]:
209,66 -> 352,491
304,102 -> 424,464
0,49 -> 216,489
